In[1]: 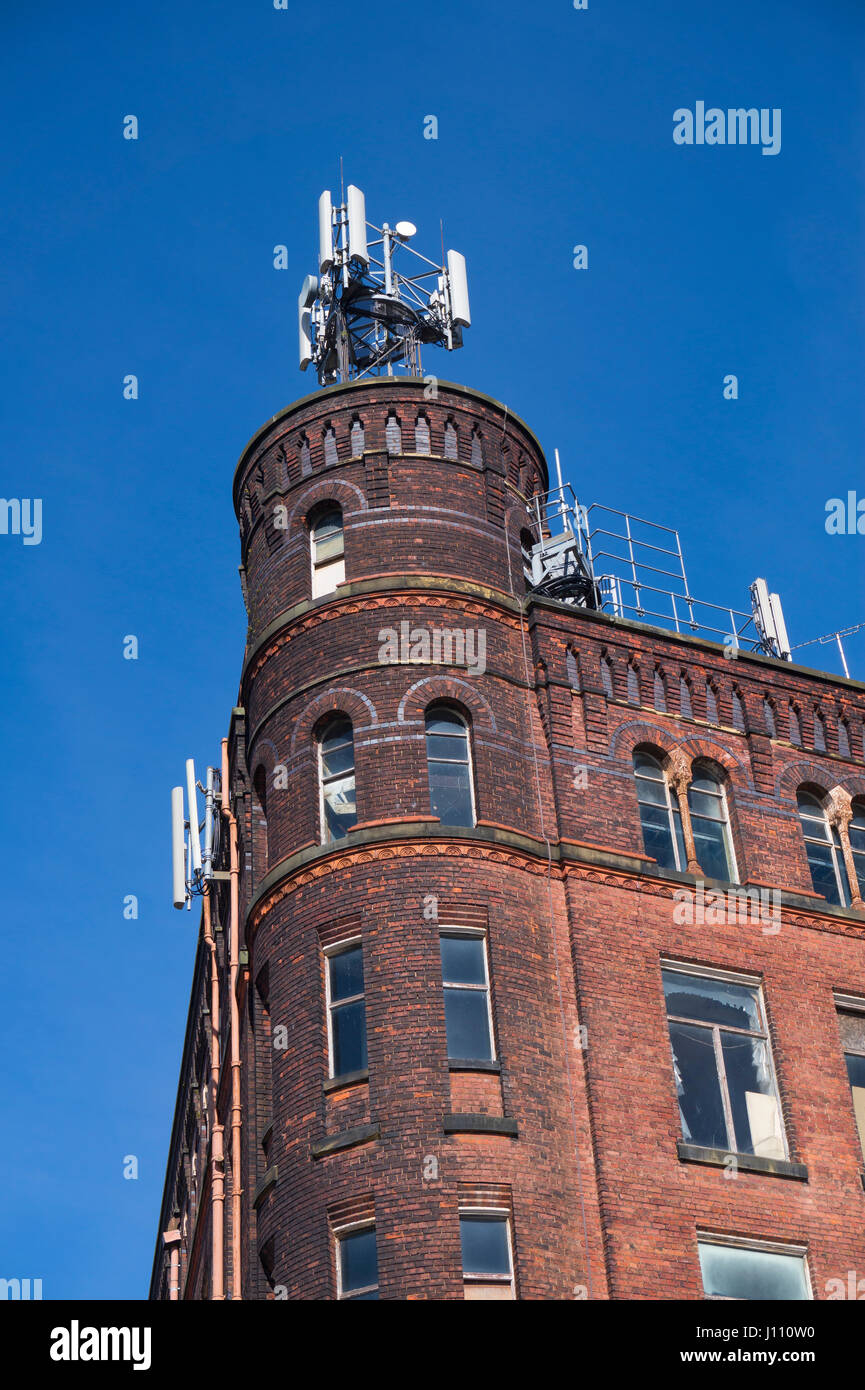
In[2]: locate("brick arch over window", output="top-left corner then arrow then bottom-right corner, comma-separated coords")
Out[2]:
776,760 -> 865,804
674,735 -> 753,791
608,720 -> 683,766
289,687 -> 378,757
397,676 -> 497,734
284,478 -> 367,544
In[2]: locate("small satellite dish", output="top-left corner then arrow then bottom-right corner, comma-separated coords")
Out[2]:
395,220 -> 416,239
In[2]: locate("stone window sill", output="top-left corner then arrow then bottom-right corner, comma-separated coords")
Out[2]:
677,1141 -> 807,1181
443,1113 -> 518,1137
323,1068 -> 369,1095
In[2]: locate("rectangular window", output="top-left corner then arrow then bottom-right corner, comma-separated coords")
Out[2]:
440,931 -> 494,1062
837,998 -> 865,1163
335,1224 -> 378,1300
697,1237 -> 811,1301
459,1211 -> 515,1299
326,941 -> 367,1079
662,964 -> 787,1160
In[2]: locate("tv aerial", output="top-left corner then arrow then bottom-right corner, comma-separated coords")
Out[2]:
298,183 -> 471,385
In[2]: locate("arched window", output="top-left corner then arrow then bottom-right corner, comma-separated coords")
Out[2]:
385,413 -> 402,455
299,433 -> 312,477
851,800 -> 865,898
764,698 -> 777,738
688,763 -> 737,882
627,663 -> 640,706
470,429 -> 483,468
653,669 -> 667,713
705,681 -> 718,725
414,414 -> 431,454
309,503 -> 345,598
318,717 -> 357,842
633,751 -> 685,872
813,710 -> 826,753
444,420 -> 458,461
425,706 -> 475,827
797,790 -> 850,907
789,705 -> 802,747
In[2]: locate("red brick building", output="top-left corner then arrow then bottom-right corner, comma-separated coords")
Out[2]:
150,376 -> 865,1301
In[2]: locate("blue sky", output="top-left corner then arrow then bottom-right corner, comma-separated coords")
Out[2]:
1,0 -> 862,1298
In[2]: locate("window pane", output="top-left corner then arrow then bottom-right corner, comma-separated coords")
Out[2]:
444,988 -> 493,1060
330,946 -> 364,1002
805,843 -> 843,905
673,808 -> 687,869
689,788 -> 723,819
633,751 -> 664,778
720,1033 -> 783,1158
321,738 -> 354,779
340,1228 -> 378,1294
698,1243 -> 809,1300
838,1011 -> 865,1053
639,805 -> 678,871
691,816 -> 733,881
440,936 -> 486,985
425,732 -> 468,763
845,1055 -> 865,1157
312,509 -> 342,541
332,999 -> 367,1075
426,710 -> 465,736
636,777 -> 669,808
315,530 -> 344,563
663,973 -> 761,1032
323,775 -> 356,838
429,761 -> 474,826
669,1021 -> 728,1149
460,1217 -> 511,1276
845,1053 -> 865,1088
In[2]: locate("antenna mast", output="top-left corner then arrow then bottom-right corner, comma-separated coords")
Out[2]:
298,182 -> 471,385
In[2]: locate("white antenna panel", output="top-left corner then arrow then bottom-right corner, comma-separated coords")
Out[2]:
298,304 -> 313,370
346,185 -> 368,265
171,786 -> 186,909
768,590 -> 791,660
186,758 -> 202,874
447,250 -> 470,326
318,190 -> 334,272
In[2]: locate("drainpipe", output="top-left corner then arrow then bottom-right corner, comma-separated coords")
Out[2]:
203,886 -> 225,1300
221,738 -> 243,1300
163,1228 -> 181,1301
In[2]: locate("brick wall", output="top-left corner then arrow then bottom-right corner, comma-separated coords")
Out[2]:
151,376 -> 865,1301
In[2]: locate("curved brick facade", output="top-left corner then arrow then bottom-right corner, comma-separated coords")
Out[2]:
152,375 -> 865,1302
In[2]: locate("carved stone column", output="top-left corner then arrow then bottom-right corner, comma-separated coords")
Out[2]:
667,750 -> 700,875
829,788 -> 864,910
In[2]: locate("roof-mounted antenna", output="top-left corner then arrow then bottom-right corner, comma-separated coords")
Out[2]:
298,181 -> 471,385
